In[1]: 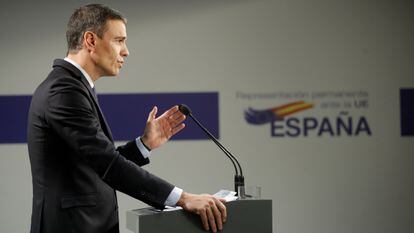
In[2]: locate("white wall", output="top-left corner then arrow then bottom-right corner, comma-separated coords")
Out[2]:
0,0 -> 413,232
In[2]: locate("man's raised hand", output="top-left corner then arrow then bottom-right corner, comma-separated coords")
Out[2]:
141,105 -> 186,150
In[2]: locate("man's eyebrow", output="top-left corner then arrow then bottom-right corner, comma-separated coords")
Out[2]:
114,36 -> 127,40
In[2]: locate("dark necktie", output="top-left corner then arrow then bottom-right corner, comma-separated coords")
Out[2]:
92,87 -> 98,100
90,86 -> 114,141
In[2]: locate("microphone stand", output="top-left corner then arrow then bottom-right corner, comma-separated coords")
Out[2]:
179,104 -> 245,197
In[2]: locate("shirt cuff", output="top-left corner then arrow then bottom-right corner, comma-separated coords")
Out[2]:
164,187 -> 183,207
135,137 -> 151,159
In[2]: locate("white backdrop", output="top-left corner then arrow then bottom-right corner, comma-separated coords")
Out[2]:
0,0 -> 413,232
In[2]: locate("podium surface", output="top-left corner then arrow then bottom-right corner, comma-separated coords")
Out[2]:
126,199 -> 272,233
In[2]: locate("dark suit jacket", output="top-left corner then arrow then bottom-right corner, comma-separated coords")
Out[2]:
27,59 -> 174,233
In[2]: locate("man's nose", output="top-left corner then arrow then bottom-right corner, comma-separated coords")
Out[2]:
121,45 -> 129,57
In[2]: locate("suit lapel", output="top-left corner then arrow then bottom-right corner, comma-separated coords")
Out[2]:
52,59 -> 115,142
89,88 -> 115,142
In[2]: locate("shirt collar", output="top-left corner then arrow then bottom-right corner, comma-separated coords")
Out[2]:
64,57 -> 94,88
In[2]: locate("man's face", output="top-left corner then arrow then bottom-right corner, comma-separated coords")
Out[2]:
92,20 -> 129,77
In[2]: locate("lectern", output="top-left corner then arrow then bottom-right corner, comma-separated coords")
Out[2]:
126,199 -> 272,233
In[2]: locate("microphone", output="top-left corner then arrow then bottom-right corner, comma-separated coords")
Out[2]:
178,104 -> 245,197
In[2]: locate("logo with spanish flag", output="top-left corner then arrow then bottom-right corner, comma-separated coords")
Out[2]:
245,101 -> 314,125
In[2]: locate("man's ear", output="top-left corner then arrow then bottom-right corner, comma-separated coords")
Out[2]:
83,31 -> 96,52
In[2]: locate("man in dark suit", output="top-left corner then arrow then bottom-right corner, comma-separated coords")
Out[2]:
27,4 -> 226,233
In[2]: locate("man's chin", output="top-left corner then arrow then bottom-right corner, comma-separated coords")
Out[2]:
103,70 -> 120,77
102,75 -> 118,78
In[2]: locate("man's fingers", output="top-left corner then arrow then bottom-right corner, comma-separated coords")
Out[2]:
170,113 -> 186,125
199,209 -> 209,231
166,114 -> 185,135
215,198 -> 227,223
147,106 -> 158,122
171,123 -> 185,135
170,115 -> 186,128
206,206 -> 217,233
170,109 -> 185,121
211,201 -> 223,231
166,108 -> 185,126
179,193 -> 227,232
160,105 -> 179,119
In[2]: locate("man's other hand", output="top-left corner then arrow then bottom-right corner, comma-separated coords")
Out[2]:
141,105 -> 186,150
177,192 -> 227,232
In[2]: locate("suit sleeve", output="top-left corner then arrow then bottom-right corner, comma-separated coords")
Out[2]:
46,78 -> 173,209
116,140 -> 150,167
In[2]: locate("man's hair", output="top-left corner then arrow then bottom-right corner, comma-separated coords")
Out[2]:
66,4 -> 126,53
